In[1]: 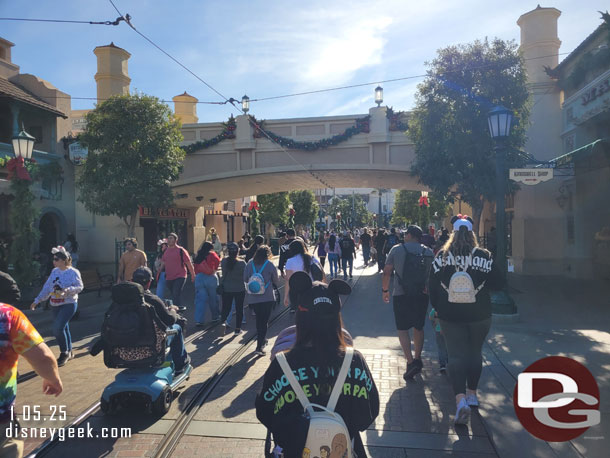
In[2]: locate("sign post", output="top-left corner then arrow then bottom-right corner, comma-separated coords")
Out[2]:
509,168 -> 554,185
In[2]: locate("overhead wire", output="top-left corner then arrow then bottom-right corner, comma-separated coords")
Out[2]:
0,17 -> 126,26
106,0 -> 334,189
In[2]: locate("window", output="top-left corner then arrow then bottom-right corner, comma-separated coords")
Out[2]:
29,125 -> 43,144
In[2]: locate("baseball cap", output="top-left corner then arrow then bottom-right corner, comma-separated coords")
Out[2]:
288,271 -> 352,315
405,224 -> 423,240
132,266 -> 153,284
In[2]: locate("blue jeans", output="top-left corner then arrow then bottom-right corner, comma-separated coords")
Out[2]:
52,302 -> 77,353
435,330 -> 448,366
342,257 -> 353,279
328,253 -> 339,277
166,277 -> 186,308
156,271 -> 166,300
195,273 -> 219,323
362,245 -> 371,264
165,324 -> 188,370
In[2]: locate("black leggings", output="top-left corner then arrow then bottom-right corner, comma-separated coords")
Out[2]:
221,291 -> 245,329
251,301 -> 274,350
440,318 -> 491,396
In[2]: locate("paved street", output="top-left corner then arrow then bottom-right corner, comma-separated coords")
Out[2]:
12,254 -> 609,457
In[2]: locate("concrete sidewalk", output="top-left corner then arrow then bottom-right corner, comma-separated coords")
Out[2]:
478,274 -> 610,458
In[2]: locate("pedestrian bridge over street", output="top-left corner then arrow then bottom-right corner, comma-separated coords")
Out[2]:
173,107 -> 422,206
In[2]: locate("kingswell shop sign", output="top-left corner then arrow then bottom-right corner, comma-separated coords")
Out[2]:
509,168 -> 554,185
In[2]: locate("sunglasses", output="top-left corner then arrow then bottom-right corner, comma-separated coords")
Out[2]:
53,257 -> 62,261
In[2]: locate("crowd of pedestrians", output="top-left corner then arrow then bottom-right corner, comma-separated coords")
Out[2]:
5,215 -> 503,458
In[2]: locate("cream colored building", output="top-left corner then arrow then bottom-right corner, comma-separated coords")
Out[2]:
0,37 -> 75,274
508,6 -> 610,277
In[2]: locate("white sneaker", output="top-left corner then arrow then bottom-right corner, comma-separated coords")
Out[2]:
466,393 -> 479,407
454,398 -> 471,425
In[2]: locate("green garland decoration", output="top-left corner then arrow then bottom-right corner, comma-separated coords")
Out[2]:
251,116 -> 370,151
387,107 -> 409,131
183,115 -> 237,154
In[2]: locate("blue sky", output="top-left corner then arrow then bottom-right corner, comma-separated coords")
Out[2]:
1,1 -> 607,122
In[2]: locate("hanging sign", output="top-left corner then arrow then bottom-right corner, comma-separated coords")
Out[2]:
68,142 -> 88,165
509,168 -> 554,185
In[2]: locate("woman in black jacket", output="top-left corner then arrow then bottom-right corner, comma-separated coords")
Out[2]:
428,215 -> 503,426
256,272 -> 379,457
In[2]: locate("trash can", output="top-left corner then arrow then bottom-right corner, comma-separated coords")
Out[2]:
270,238 -> 279,256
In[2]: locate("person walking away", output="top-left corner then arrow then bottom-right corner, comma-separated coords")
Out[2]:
243,232 -> 252,248
193,241 -> 221,326
316,234 -> 327,268
278,228 -> 296,277
339,231 -> 356,280
383,228 -> 399,257
381,225 -> 433,381
284,239 -> 324,311
376,229 -> 387,273
30,246 -> 83,366
429,307 -> 448,373
360,228 -> 372,266
1,272 -> 63,458
64,233 -> 79,268
244,245 -> 279,355
256,271 -> 378,457
245,235 -> 264,263
159,233 -> 195,312
428,215 -> 503,425
324,234 -> 341,278
154,239 -> 168,299
118,238 -> 147,283
131,267 -> 190,372
211,232 -> 223,258
220,243 -> 246,335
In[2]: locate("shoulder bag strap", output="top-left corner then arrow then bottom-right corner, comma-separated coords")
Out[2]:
327,346 -> 354,412
276,352 -> 313,414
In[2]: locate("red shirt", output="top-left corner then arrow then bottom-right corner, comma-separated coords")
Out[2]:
162,245 -> 190,281
195,252 -> 220,275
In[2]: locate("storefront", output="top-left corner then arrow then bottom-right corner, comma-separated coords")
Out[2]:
139,206 -> 190,252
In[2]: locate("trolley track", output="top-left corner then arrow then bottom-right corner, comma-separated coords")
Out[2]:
152,266 -> 366,458
26,284 -> 286,458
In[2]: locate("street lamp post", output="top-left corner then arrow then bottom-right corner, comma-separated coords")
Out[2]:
12,126 -> 36,160
8,125 -> 37,287
375,86 -> 383,107
488,105 -> 517,316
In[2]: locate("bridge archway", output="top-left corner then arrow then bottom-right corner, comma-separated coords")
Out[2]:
172,109 -> 426,207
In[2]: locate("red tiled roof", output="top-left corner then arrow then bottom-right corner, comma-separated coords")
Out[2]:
0,78 -> 67,118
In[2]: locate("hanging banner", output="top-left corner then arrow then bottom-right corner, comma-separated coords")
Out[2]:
68,142 -> 88,165
509,168 -> 554,185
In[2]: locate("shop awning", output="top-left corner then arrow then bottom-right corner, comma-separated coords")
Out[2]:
550,138 -> 610,167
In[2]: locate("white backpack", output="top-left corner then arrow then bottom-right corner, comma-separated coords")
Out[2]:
441,249 -> 485,303
247,260 -> 270,295
276,347 -> 354,458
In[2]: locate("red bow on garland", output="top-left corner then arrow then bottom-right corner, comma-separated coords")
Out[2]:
418,196 -> 429,207
289,208 -> 296,216
249,201 -> 259,211
6,157 -> 31,181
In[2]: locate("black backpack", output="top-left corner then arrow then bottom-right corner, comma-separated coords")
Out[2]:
102,282 -> 157,349
396,244 -> 428,297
